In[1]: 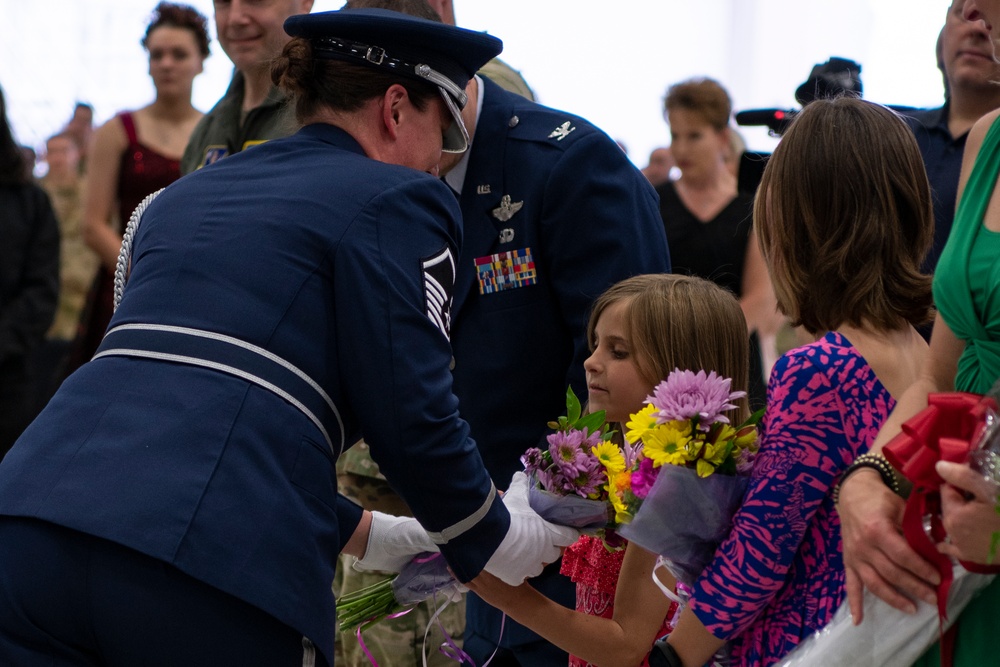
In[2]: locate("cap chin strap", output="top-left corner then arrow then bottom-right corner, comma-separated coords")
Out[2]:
311,37 -> 471,152
437,88 -> 469,153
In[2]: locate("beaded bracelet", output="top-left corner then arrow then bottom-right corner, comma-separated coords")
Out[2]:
833,452 -> 902,505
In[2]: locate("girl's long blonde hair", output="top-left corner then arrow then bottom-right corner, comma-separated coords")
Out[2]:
587,274 -> 751,422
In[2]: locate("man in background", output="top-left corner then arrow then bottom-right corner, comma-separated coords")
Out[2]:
424,0 -> 535,101
180,0 -> 314,173
29,133 -> 98,416
902,0 -> 1000,276
63,103 -> 93,172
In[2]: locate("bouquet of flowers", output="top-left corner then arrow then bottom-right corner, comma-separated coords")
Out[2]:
775,391 -> 1000,667
520,386 -> 618,539
337,386 -> 614,641
614,369 -> 762,586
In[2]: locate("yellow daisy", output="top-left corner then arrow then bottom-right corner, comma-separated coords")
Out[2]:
624,404 -> 659,444
592,441 -> 626,474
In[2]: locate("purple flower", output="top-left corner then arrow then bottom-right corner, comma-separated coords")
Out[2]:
547,429 -> 601,475
535,466 -> 555,493
647,369 -> 746,430
735,445 -> 757,476
570,455 -> 606,498
630,457 -> 657,499
521,448 -> 546,476
543,428 -> 605,498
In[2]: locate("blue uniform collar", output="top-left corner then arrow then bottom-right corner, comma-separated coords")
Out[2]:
296,122 -> 369,157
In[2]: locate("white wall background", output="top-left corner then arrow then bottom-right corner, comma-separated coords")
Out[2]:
0,0 -> 949,166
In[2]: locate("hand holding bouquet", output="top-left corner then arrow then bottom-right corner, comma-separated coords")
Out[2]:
337,386 -> 604,636
520,386 -> 618,539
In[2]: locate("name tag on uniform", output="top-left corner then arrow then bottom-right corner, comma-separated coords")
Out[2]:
474,248 -> 536,295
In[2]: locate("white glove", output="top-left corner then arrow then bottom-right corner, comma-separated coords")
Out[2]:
483,471 -> 580,585
354,511 -> 439,573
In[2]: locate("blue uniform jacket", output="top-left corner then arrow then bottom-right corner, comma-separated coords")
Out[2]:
0,124 -> 508,663
451,78 -> 671,485
453,78 -> 671,649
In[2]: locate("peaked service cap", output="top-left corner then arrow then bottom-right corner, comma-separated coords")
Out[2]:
284,8 -> 503,152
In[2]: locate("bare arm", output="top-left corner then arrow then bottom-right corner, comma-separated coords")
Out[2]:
838,254 -> 968,622
465,542 -> 672,667
665,606 -> 725,667
739,227 -> 781,338
341,510 -> 373,558
81,117 -> 128,270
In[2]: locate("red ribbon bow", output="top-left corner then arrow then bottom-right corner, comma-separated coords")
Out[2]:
883,392 -> 1000,667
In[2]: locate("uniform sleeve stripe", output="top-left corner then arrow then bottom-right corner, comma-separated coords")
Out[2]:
425,481 -> 497,544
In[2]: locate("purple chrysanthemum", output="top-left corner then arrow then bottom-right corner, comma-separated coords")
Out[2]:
735,445 -> 757,476
547,429 -> 602,474
521,447 -> 546,477
543,428 -> 605,498
647,369 -> 746,430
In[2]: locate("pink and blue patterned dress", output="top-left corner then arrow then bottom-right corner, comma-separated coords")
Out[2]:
688,331 -> 895,667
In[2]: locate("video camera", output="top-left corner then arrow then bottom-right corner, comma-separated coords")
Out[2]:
735,56 -> 864,136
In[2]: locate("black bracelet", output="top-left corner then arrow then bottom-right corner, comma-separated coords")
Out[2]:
833,452 -> 901,505
648,637 -> 684,667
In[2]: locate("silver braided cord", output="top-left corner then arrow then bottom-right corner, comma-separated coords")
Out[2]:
114,188 -> 163,312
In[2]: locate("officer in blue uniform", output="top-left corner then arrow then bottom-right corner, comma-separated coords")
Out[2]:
0,10 -> 577,667
444,75 -> 672,663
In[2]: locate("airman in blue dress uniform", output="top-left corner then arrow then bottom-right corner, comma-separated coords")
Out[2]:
444,76 -> 672,664
0,9 -> 577,667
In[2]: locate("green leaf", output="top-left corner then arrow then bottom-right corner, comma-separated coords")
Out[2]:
737,408 -> 766,430
566,385 -> 582,424
576,410 -> 607,434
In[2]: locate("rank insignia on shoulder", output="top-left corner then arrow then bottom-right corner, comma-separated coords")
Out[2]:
548,121 -> 576,141
475,248 -> 537,295
492,194 -> 523,222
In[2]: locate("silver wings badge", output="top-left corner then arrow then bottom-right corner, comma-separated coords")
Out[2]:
492,194 -> 524,222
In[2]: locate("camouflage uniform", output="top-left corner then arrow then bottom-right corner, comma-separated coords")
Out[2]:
334,442 -> 466,667
39,175 -> 98,342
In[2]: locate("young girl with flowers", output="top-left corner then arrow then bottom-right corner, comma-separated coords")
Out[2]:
467,272 -> 752,667
657,97 -> 934,666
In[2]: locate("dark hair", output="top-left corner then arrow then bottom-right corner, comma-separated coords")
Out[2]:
664,77 -> 732,131
142,2 -> 211,59
754,96 -> 934,334
342,0 -> 442,21
271,38 -> 439,121
0,86 -> 28,185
